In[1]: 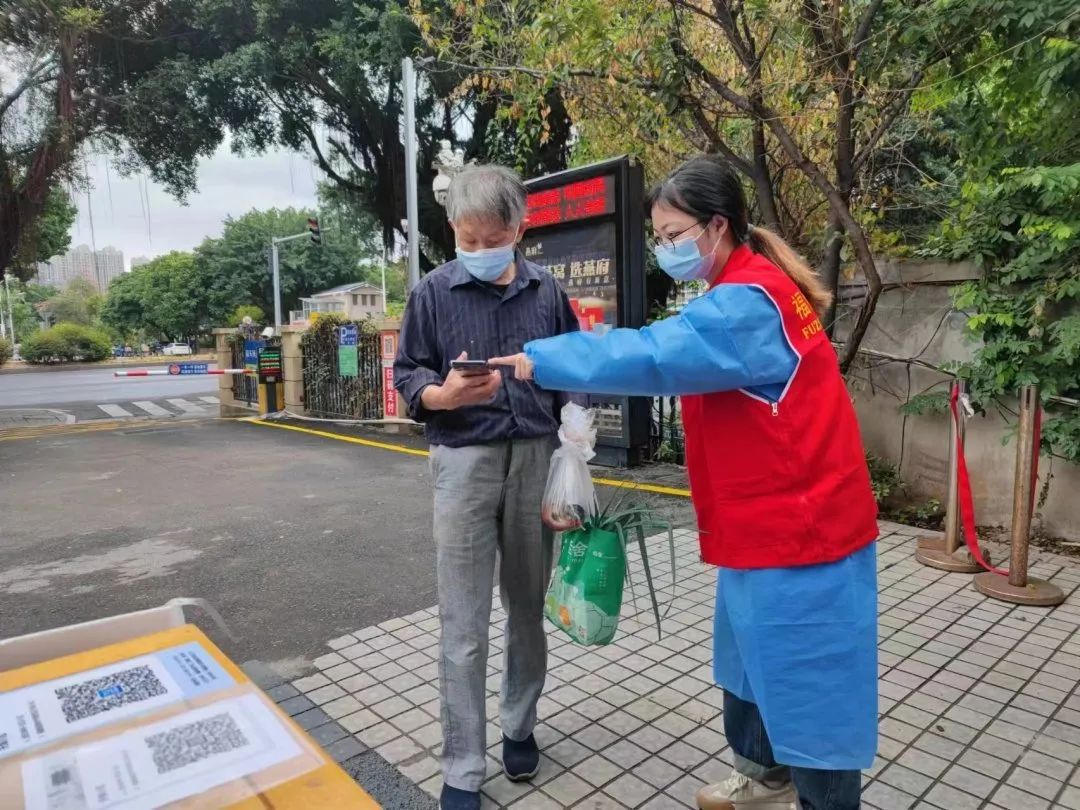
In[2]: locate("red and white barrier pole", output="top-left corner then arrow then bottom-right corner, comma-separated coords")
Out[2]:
113,368 -> 252,378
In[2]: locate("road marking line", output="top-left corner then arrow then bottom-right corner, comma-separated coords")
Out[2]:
166,398 -> 206,414
98,403 -> 134,418
244,419 -> 692,497
199,396 -> 220,404
132,400 -> 171,416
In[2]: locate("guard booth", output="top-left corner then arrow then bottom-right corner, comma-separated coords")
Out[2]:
522,156 -> 650,466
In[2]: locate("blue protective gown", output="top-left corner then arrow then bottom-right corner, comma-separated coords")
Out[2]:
524,283 -> 878,771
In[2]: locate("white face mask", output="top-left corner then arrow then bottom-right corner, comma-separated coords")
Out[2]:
456,243 -> 516,281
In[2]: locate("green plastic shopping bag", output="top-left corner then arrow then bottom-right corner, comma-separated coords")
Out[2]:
541,404 -> 677,646
544,527 -> 626,646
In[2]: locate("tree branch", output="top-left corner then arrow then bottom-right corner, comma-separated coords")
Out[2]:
852,68 -> 926,172
851,0 -> 887,60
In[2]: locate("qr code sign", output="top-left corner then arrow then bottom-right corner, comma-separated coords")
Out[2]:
145,712 -> 249,775
53,665 -> 168,724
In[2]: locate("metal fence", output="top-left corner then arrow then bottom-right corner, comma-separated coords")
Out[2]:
230,340 -> 259,406
301,324 -> 383,419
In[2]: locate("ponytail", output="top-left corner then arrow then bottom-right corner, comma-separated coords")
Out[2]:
747,226 -> 833,315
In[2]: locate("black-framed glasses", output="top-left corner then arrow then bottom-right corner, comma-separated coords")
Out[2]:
648,220 -> 707,251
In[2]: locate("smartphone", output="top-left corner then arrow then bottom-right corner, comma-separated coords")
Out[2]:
450,359 -> 493,377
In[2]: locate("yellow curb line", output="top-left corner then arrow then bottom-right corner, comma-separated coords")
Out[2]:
244,417 -> 692,498
0,421 -> 130,442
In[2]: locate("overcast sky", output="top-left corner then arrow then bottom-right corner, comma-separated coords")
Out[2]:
71,140 -> 322,269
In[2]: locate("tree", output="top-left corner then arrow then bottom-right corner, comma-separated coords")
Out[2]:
226,305 -> 266,328
102,251 -> 209,340
194,208 -> 371,323
0,0 -> 230,281
6,188 -> 77,275
416,0 -> 995,369
913,0 -> 1080,463
185,0 -> 573,271
40,277 -> 102,326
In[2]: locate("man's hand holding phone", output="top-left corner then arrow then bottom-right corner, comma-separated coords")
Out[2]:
421,352 -> 502,411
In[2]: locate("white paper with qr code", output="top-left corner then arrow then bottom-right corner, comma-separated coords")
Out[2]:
21,693 -> 302,810
0,656 -> 183,761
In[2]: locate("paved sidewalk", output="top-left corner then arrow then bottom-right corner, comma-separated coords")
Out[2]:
281,522 -> 1080,809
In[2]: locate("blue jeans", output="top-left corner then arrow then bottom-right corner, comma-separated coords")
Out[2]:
724,691 -> 861,810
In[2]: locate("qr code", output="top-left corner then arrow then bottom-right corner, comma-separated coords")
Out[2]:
145,712 -> 249,775
53,665 -> 168,724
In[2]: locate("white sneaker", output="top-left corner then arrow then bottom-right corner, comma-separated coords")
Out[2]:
695,770 -> 799,810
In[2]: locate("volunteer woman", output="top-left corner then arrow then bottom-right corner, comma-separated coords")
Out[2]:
491,156 -> 878,810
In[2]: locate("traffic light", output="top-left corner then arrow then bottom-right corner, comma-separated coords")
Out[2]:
308,217 -> 321,246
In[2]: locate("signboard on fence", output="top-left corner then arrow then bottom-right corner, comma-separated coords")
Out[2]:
168,362 -> 209,376
244,339 -> 265,373
380,331 -> 398,419
338,324 -> 359,378
257,347 -> 282,383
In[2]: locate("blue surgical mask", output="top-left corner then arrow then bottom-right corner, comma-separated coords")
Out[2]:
457,243 -> 516,282
653,227 -> 719,281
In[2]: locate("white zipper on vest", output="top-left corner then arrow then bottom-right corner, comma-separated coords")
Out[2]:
771,402 -> 779,417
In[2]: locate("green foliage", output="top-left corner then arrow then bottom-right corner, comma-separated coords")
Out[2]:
9,190 -> 78,277
899,390 -> 951,416
927,164 -> 1080,460
226,305 -> 266,328
100,252 -> 207,341
890,499 -> 945,531
917,1 -> 1080,463
0,336 -> 12,366
41,278 -> 103,327
194,208 -> 369,322
866,452 -> 904,506
20,323 -> 112,364
0,1 -> 235,280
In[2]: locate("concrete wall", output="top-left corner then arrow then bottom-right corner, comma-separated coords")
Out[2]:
835,259 -> 1080,541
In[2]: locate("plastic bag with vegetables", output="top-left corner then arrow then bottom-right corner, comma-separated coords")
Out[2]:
541,403 -> 598,531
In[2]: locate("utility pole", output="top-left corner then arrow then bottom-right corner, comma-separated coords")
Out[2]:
270,219 -> 323,333
3,275 -> 13,344
402,56 -> 420,293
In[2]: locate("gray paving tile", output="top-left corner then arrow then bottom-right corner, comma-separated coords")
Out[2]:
942,764 -> 997,798
925,781 -> 982,810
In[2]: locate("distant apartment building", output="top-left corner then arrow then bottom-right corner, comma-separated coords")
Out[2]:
130,256 -> 151,270
35,244 -> 125,291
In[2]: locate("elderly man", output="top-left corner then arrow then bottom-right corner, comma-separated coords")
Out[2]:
394,164 -> 580,810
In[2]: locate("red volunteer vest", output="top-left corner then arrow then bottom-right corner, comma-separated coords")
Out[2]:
681,245 -> 878,569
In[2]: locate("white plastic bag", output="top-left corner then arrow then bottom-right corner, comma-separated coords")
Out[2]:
542,403 -> 598,531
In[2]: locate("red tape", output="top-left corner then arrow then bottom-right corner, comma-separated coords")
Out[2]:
950,385 -> 1009,576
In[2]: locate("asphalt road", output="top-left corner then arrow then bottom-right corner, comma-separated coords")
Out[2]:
0,366 -> 218,407
0,419 -> 438,677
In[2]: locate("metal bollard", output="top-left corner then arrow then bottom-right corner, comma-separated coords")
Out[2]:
916,380 -> 989,572
973,385 -> 1065,606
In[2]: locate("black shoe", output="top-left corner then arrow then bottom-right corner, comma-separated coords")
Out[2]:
502,733 -> 540,781
440,785 -> 481,810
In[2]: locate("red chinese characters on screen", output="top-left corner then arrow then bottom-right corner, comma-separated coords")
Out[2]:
526,175 -> 615,228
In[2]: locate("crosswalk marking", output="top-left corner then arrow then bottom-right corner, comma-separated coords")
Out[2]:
199,396 -> 220,404
98,403 -> 134,418
166,398 -> 206,414
132,400 -> 171,416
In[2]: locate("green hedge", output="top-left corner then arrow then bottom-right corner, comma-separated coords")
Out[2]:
21,324 -> 112,364
0,337 -> 11,367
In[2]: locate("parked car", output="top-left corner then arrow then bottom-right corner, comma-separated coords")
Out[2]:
162,342 -> 193,356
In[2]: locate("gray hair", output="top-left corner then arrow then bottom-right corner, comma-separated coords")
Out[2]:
445,164 -> 527,227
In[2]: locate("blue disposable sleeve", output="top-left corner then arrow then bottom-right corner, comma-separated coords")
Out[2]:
525,284 -> 797,397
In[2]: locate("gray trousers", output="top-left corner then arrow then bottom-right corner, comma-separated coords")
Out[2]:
430,437 -> 556,791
